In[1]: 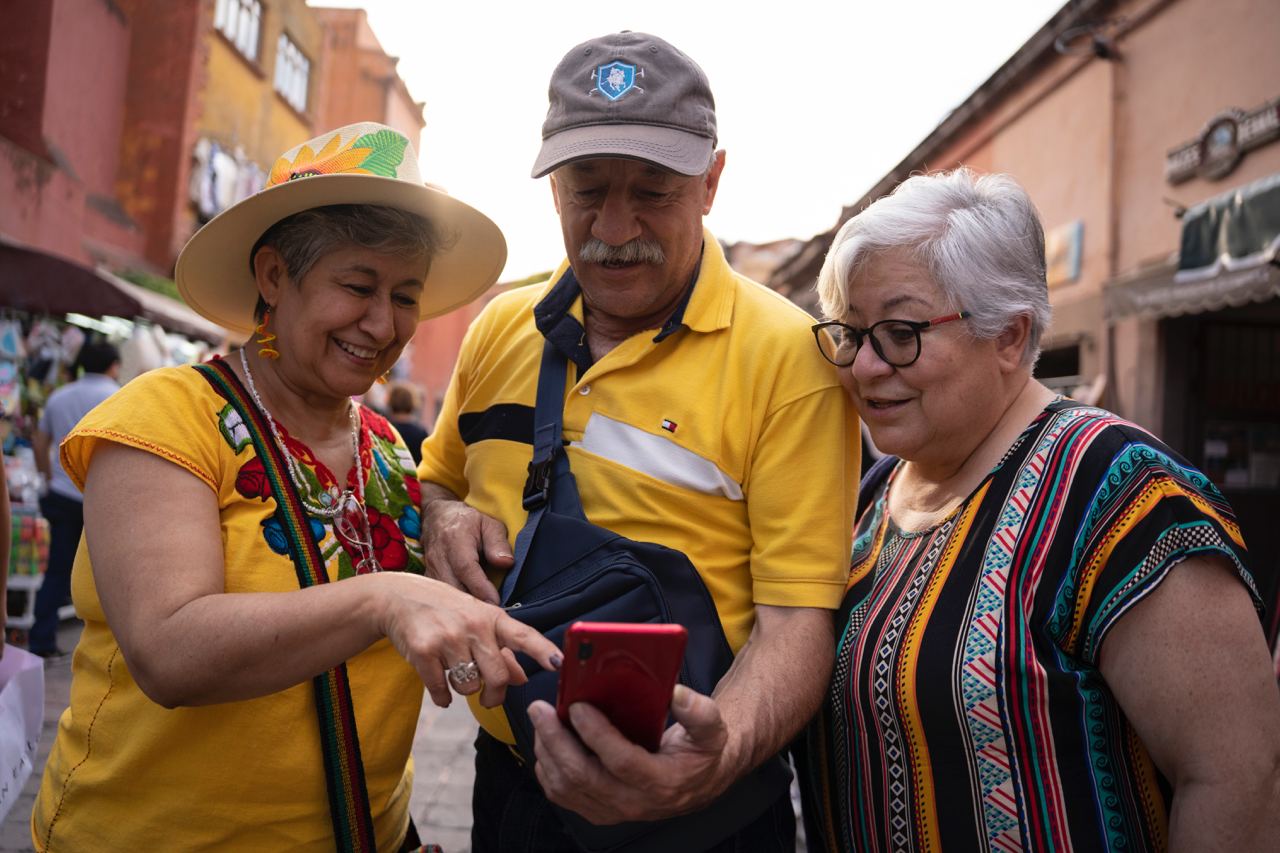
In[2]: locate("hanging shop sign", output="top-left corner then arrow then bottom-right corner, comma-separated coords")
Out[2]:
1045,219 -> 1083,288
1165,96 -> 1280,185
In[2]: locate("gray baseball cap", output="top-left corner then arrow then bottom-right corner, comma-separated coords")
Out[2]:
531,31 -> 717,179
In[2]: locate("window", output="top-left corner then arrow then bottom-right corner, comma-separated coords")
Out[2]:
214,0 -> 263,63
274,34 -> 310,113
1034,344 -> 1082,395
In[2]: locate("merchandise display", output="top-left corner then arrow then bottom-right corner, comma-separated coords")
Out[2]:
1,310 -> 221,640
9,508 -> 49,577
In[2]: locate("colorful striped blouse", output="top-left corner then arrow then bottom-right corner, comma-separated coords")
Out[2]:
797,400 -> 1258,852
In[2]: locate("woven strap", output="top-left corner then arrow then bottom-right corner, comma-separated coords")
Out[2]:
196,360 -> 377,852
504,340 -> 572,603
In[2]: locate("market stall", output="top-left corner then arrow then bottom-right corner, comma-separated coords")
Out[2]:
2,236 -> 232,641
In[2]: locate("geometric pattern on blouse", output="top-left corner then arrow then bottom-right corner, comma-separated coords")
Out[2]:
799,401 -> 1257,853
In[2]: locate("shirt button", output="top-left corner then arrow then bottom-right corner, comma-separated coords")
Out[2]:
578,384 -> 592,395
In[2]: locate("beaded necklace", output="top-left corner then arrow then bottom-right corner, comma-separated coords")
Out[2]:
238,349 -> 382,572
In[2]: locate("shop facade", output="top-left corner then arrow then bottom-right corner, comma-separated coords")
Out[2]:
769,0 -> 1280,631
1,0 -> 428,639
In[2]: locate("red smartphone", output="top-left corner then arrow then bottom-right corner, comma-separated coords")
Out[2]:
556,621 -> 688,752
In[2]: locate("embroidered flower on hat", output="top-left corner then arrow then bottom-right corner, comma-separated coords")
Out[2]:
267,128 -> 408,187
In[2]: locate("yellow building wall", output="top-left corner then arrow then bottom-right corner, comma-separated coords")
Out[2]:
196,0 -> 320,172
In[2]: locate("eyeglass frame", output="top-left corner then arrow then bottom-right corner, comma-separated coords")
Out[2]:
811,311 -> 971,368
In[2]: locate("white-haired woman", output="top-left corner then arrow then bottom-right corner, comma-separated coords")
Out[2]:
31,124 -> 559,852
795,168 -> 1280,851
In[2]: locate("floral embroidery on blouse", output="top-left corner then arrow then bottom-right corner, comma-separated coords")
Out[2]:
216,402 -> 425,579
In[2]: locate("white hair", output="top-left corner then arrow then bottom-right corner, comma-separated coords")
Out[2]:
816,168 -> 1051,367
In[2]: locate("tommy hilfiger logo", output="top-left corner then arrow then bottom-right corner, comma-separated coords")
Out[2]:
660,419 -> 677,433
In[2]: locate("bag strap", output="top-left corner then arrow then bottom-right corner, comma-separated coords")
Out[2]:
196,360 -> 377,853
856,453 -> 899,519
505,340 -> 575,602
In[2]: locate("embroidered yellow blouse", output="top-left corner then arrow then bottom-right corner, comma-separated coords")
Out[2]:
31,364 -> 426,852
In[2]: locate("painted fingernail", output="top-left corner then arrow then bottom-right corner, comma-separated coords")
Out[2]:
550,653 -> 563,670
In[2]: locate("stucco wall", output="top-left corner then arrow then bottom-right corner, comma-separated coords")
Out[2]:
1114,0 -> 1280,273
313,7 -> 424,148
898,51 -> 1117,387
114,0 -> 208,270
0,0 -> 147,268
44,0 -> 130,198
197,0 -> 318,170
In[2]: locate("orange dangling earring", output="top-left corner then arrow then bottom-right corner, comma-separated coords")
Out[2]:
376,372 -> 391,385
255,308 -> 280,360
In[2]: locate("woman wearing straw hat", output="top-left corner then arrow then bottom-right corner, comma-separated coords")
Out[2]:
30,123 -> 560,852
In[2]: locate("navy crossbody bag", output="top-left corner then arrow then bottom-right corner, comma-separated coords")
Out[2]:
500,339 -> 793,853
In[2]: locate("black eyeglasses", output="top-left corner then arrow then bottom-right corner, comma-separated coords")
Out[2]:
811,312 -> 971,368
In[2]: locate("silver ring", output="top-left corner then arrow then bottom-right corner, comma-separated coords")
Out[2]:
447,660 -> 480,686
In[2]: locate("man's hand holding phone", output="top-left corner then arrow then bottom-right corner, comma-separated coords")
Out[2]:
528,622 -> 739,825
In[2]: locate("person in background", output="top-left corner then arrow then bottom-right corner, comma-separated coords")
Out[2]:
387,382 -> 429,466
796,167 -> 1280,851
28,341 -> 120,658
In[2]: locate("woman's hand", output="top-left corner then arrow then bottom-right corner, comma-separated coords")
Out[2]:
374,573 -> 561,708
85,443 -> 559,708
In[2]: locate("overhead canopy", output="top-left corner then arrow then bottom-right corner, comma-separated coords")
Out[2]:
0,236 -> 229,344
1177,171 -> 1280,281
1107,172 -> 1280,320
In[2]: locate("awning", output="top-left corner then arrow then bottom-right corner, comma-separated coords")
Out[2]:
95,269 -> 231,344
1177,171 -> 1280,282
1106,172 -> 1280,320
0,236 -> 229,344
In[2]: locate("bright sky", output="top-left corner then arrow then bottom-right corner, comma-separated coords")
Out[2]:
310,0 -> 1065,281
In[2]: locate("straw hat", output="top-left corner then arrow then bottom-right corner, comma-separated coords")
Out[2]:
176,122 -> 507,335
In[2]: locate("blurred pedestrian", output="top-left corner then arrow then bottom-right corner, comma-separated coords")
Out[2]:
387,382 -> 429,466
28,340 -> 120,657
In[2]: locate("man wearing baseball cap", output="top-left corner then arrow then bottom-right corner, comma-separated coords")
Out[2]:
418,32 -> 859,851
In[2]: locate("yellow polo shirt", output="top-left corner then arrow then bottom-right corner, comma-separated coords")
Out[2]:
419,234 -> 860,742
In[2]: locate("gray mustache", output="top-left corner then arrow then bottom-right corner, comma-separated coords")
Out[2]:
578,238 -> 666,266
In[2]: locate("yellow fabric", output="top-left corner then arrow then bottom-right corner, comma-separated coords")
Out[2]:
418,234 -> 860,743
31,366 -> 420,852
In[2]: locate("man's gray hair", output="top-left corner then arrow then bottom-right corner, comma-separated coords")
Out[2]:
250,204 -> 446,319
816,168 -> 1051,367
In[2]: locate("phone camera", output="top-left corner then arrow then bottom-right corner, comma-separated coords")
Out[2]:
578,641 -> 593,661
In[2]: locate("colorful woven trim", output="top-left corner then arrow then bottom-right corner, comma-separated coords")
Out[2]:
196,359 -> 377,852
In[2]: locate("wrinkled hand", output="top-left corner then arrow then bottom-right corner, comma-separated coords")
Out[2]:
529,684 -> 733,824
420,498 -> 511,605
378,573 -> 560,709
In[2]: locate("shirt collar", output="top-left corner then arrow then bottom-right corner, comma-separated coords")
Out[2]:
533,229 -> 736,366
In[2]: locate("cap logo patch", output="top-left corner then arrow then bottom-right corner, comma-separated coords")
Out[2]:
593,61 -> 640,101
660,419 -> 677,433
